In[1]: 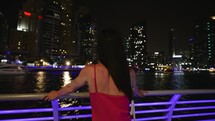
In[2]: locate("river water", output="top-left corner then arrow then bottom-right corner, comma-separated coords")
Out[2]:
0,70 -> 215,94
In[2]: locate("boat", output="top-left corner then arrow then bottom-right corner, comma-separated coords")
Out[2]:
0,63 -> 28,75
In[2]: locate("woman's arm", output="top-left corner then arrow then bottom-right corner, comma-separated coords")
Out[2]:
43,66 -> 89,101
130,68 -> 146,97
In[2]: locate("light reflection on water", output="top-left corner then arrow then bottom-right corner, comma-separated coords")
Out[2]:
0,70 -> 215,94
32,71 -> 75,93
35,71 -> 46,93
62,71 -> 72,86
60,71 -> 77,108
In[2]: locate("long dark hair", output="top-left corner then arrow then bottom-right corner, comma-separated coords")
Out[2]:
97,28 -> 133,100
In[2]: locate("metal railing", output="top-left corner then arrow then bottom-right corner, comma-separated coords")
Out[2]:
0,89 -> 215,121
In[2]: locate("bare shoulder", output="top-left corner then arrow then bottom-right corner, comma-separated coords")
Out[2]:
80,64 -> 94,73
75,64 -> 94,81
82,63 -> 107,72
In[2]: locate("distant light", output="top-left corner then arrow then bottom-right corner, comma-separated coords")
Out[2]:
72,65 -> 85,68
154,52 -> 159,55
173,55 -> 182,58
27,63 -> 35,67
149,63 -> 155,65
65,61 -> 71,66
24,11 -> 32,17
38,15 -> 43,19
1,59 -> 8,63
211,16 -> 215,20
145,68 -> 150,71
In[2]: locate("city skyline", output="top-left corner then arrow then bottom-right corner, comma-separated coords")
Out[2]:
1,0 -> 215,53
74,0 -> 215,53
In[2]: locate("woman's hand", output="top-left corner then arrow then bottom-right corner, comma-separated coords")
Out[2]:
43,90 -> 58,101
135,89 -> 148,97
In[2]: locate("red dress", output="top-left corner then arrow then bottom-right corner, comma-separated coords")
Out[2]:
89,66 -> 131,121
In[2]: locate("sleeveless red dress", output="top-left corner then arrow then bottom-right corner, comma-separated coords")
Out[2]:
89,65 -> 131,121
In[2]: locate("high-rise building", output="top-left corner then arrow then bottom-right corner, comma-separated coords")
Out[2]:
10,0 -> 43,61
10,0 -> 75,63
39,0 -> 74,62
168,29 -> 176,63
60,0 -> 75,58
168,28 -> 183,69
74,6 -> 97,64
190,16 -> 215,67
125,21 -> 147,68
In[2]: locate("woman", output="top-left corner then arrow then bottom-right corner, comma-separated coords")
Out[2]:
43,28 -> 144,121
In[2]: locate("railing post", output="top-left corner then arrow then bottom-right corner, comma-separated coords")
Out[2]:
166,94 -> 182,121
52,99 -> 60,121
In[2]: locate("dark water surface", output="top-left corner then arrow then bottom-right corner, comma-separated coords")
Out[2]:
0,70 -> 215,94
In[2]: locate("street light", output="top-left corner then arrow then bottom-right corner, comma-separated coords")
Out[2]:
65,61 -> 71,66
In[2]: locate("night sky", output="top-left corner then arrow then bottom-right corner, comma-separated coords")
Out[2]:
1,0 -> 215,53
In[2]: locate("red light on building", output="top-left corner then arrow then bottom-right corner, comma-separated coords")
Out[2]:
24,11 -> 32,16
38,15 -> 43,19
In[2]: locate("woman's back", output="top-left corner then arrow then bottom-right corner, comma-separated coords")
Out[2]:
87,63 -> 131,121
87,63 -> 125,96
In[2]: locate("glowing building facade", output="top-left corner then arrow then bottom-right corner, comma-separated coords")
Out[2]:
190,16 -> 215,67
12,0 -> 75,62
74,7 -> 97,64
125,21 -> 147,68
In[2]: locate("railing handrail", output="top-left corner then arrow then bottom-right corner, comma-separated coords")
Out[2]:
1,89 -> 215,121
1,89 -> 215,101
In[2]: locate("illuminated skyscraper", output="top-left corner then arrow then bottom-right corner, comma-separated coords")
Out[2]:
74,6 -> 97,64
191,16 -> 215,67
8,0 -> 43,60
168,29 -> 176,63
39,0 -> 74,61
12,0 -> 75,62
125,21 -> 147,68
